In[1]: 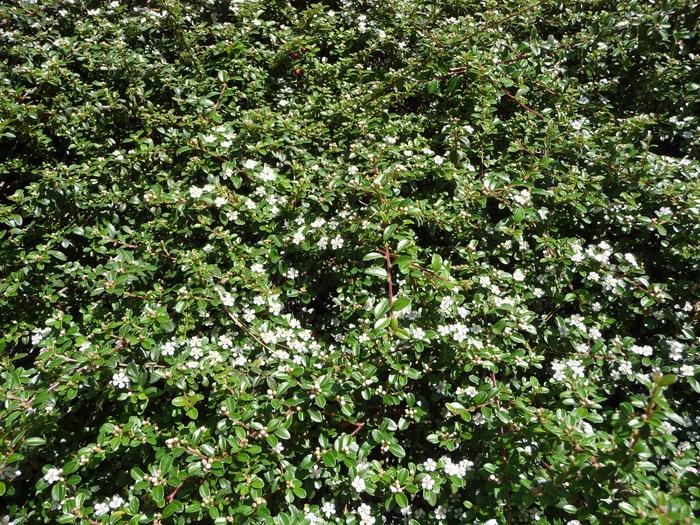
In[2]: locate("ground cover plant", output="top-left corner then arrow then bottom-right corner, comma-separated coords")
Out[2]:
1,0 -> 699,523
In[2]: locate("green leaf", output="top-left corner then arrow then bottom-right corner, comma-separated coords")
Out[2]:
363,252 -> 384,261
322,451 -> 336,467
51,483 -> 66,501
163,501 -> 183,518
389,443 -> 405,458
656,374 -> 676,386
374,298 -> 390,319
512,207 -> 525,223
393,296 -> 411,311
374,317 -> 391,330
365,267 -> 388,279
152,485 -> 165,504
446,402 -> 467,415
395,492 -> 408,508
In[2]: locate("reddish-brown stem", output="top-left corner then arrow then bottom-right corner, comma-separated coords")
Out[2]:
350,421 -> 365,436
383,244 -> 394,319
500,88 -> 544,118
167,479 -> 188,503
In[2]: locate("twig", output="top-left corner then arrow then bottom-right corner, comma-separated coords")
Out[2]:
166,478 -> 189,503
350,421 -> 365,436
212,81 -> 229,114
500,88 -> 544,118
383,244 -> 395,319
223,307 -> 274,353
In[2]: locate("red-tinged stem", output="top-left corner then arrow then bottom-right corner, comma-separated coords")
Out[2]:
350,421 -> 365,436
383,244 -> 394,318
166,479 -> 188,503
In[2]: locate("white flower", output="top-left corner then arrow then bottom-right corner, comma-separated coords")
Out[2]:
94,502 -> 110,516
412,327 -> 427,340
244,159 -> 257,169
423,458 -> 437,472
286,268 -> 299,280
421,475 -> 435,491
352,476 -> 366,493
304,511 -> 322,524
551,359 -> 585,381
108,495 -> 124,509
668,340 -> 684,361
251,263 -> 265,273
259,165 -> 276,182
389,480 -> 402,493
434,506 -> 447,520
512,269 -> 526,282
31,327 -> 51,347
43,467 -> 62,484
189,345 -> 204,359
680,364 -> 694,377
512,189 -> 531,206
189,186 -> 204,198
631,344 -> 653,357
214,196 -> 227,207
433,155 -> 444,165
357,503 -> 375,525
111,372 -> 130,389
219,291 -> 235,307
443,457 -> 473,478
160,339 -> 178,356
219,334 -> 235,350
310,217 -> 326,229
272,442 -> 284,454
330,235 -> 344,250
321,502 -> 336,518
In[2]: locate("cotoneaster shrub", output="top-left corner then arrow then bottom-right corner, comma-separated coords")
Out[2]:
0,0 -> 698,524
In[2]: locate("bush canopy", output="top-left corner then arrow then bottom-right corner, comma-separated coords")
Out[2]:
0,0 -> 698,524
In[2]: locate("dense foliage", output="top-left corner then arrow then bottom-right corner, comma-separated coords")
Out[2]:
1,0 -> 699,523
